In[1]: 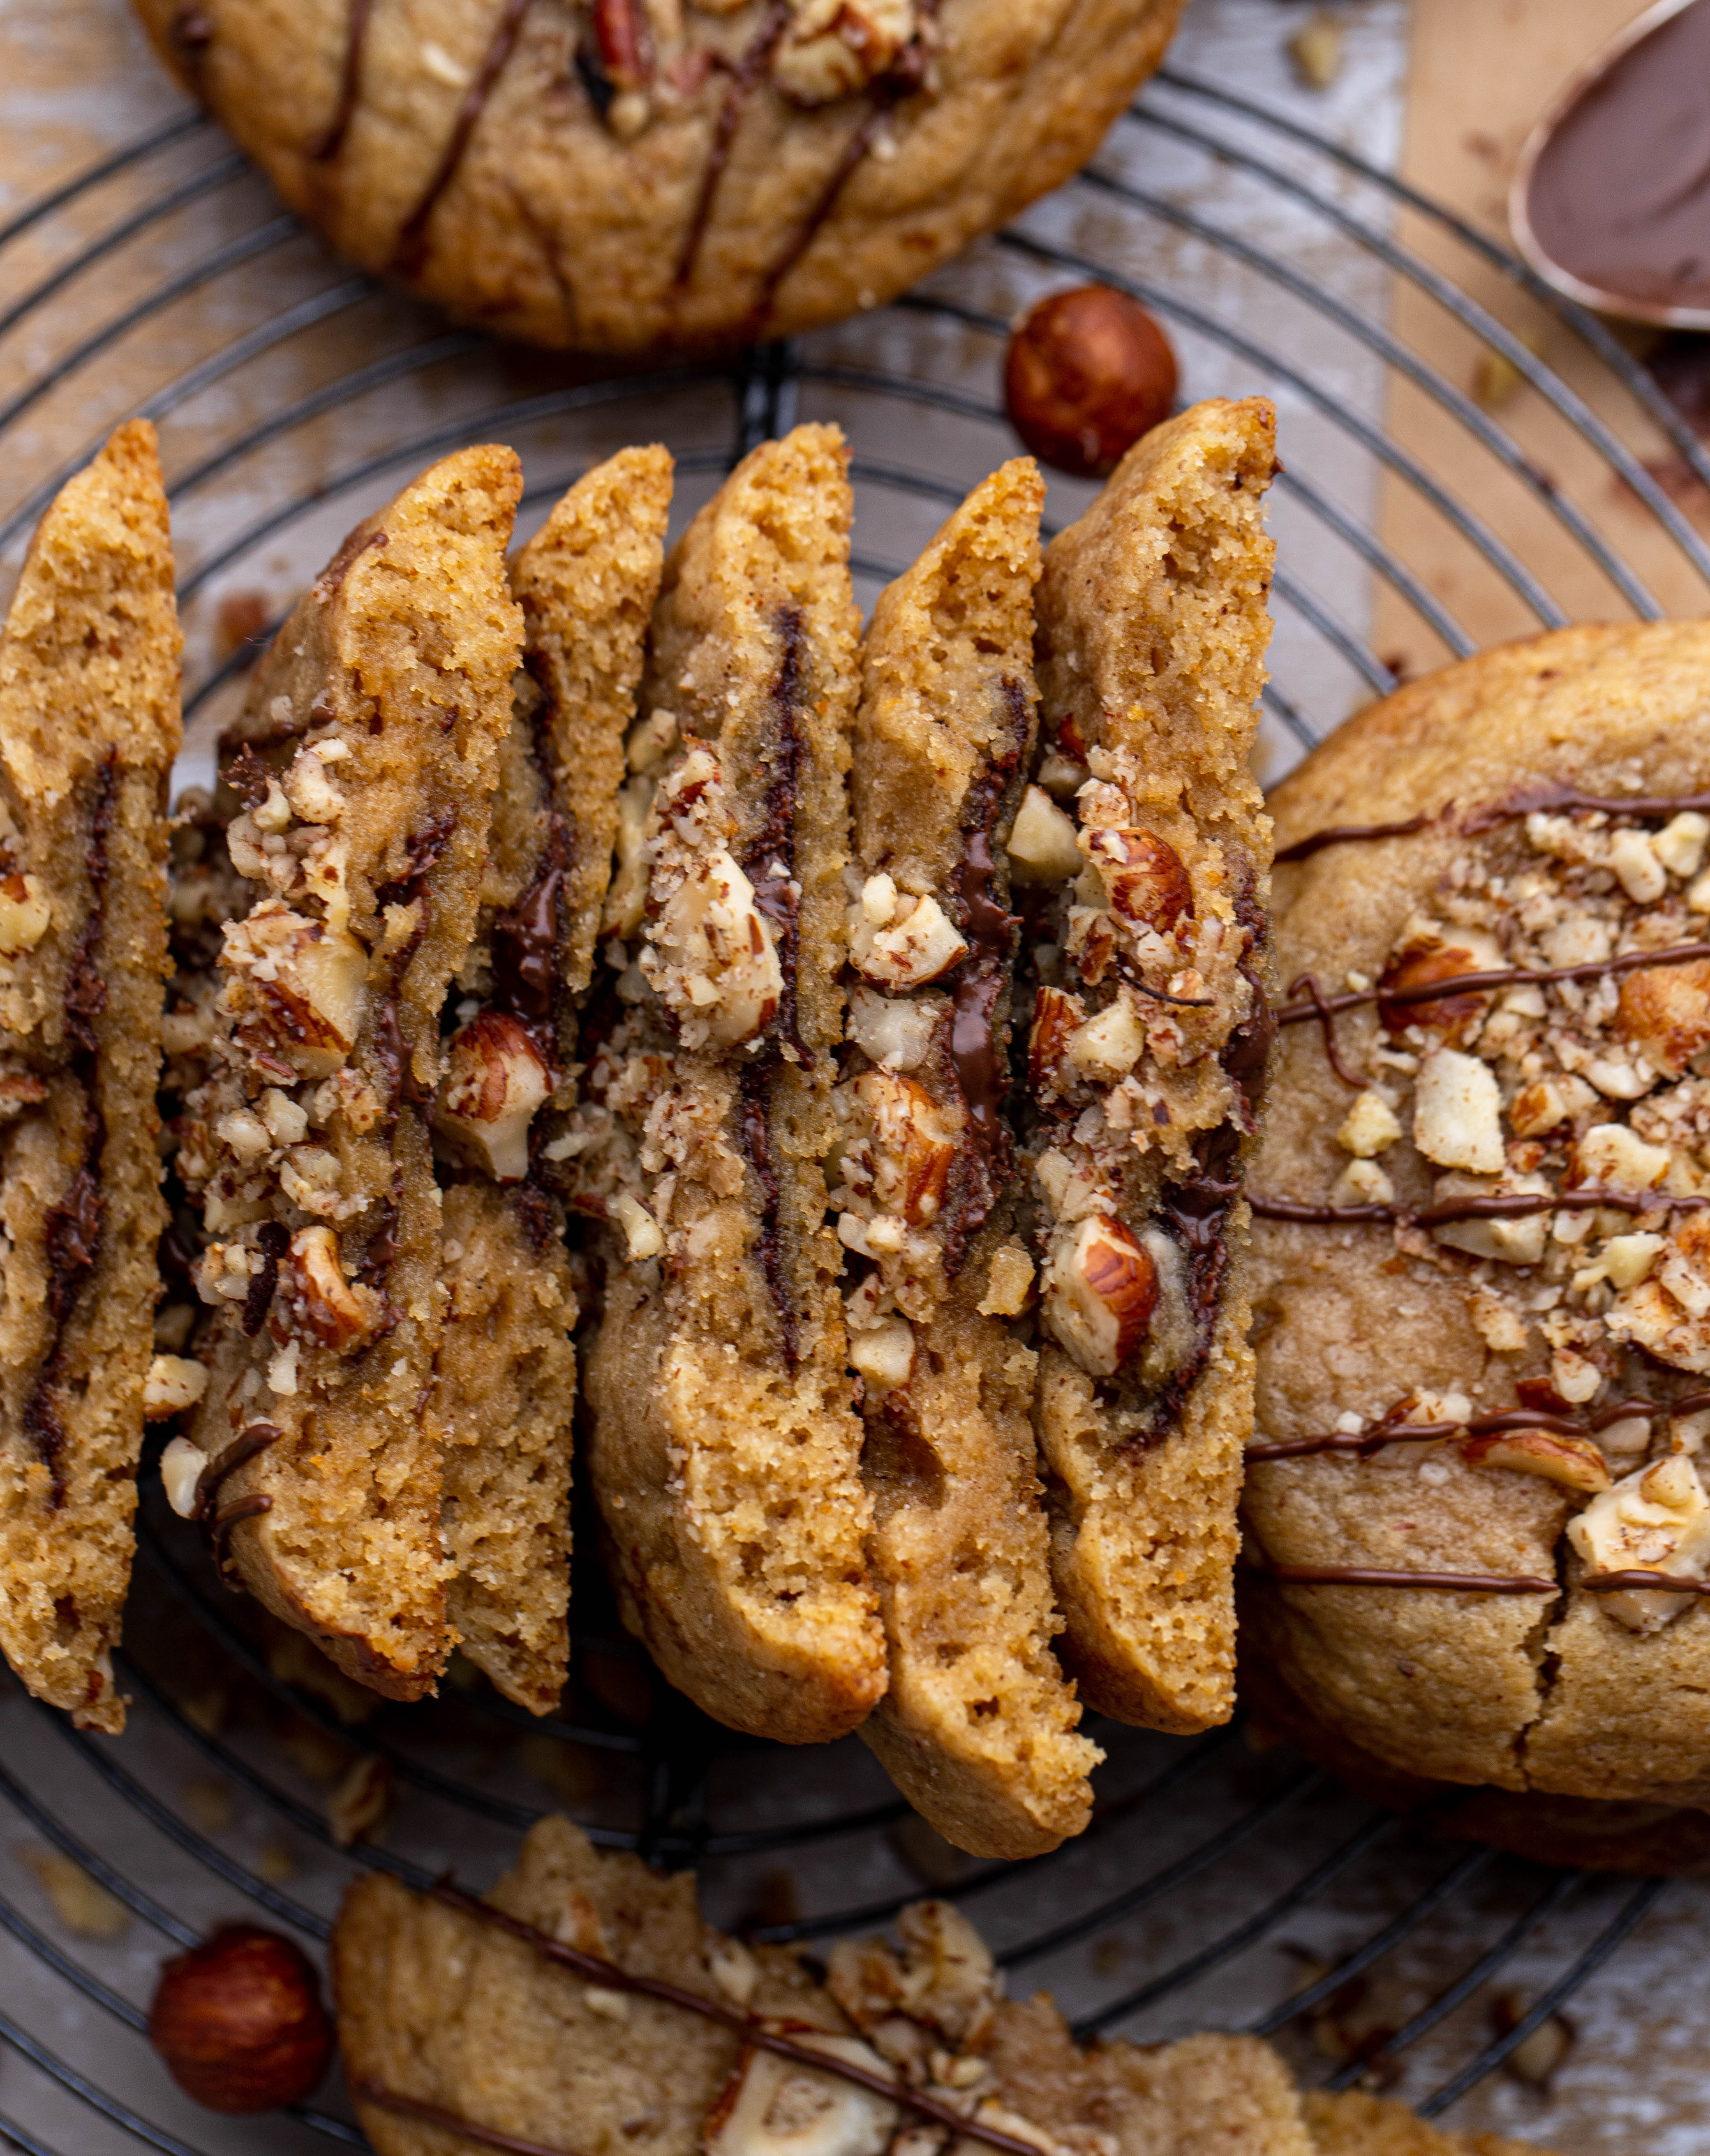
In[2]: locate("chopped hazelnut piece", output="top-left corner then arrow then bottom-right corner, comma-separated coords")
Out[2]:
1040,1213 -> 1158,1377
846,984 -> 938,1072
1065,997 -> 1145,1083
1571,1121 -> 1671,1192
146,1355 -> 209,1419
1006,784 -> 1083,884
848,889 -> 968,990
1331,1158 -> 1393,1207
704,2029 -> 899,2156
1337,1088 -> 1401,1157
1655,810 -> 1709,879
849,1314 -> 915,1394
1615,956 -> 1710,1077
610,1190 -> 664,1261
1413,1047 -> 1504,1173
1608,826 -> 1666,903
1083,825 -> 1192,935
0,871 -> 50,955
283,1225 -> 383,1352
160,1435 -> 209,1518
1568,1450 -> 1710,1629
977,1241 -> 1035,1318
1461,1427 -> 1611,1494
434,1011 -> 553,1182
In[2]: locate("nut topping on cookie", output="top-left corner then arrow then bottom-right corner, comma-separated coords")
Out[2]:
1569,1449 -> 1710,1629
639,746 -> 785,1049
704,2028 -> 900,2156
1616,955 -> 1710,1075
1460,1427 -> 1611,1494
772,0 -> 916,107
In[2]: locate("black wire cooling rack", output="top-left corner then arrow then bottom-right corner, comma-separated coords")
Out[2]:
2,42 -> 1709,2156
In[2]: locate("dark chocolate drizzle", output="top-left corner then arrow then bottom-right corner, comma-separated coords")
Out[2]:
192,1422 -> 282,1582
1276,939 -> 1710,1032
1262,1563 -> 1559,1595
1277,782 -> 1710,867
737,1061 -> 795,1373
391,0 -> 536,278
312,0 -> 374,160
350,2084 -> 574,2156
672,0 -> 790,291
24,756 -> 117,1505
403,1879 -> 1056,2156
1246,1386 -> 1710,1463
1148,1126 -> 1240,1433
1252,1186 -> 1710,1231
1274,815 -> 1429,865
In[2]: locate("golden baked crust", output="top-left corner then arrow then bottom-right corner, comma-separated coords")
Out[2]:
433,448 -> 671,1714
1024,397 -> 1277,1733
178,446 -> 523,1702
132,0 -> 1181,355
836,459 -> 1100,1857
580,424 -> 885,1743
1245,623 -> 1710,1807
0,420 -> 180,1733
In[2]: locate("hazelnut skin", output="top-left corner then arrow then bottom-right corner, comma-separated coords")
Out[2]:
148,1924 -> 333,2114
1004,285 -> 1178,478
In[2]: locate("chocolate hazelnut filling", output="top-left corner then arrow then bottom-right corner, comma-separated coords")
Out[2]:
23,756 -> 118,1503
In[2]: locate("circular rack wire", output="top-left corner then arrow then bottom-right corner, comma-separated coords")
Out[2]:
1,47 -> 1708,2156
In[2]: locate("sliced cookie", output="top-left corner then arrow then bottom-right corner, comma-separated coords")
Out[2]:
0,420 -> 181,1732
333,1811 -> 1529,2156
578,423 -> 884,1743
1018,399 -> 1277,1731
430,446 -> 672,1714
833,459 -> 1100,1856
1244,623 -> 1710,1808
172,446 -> 523,1701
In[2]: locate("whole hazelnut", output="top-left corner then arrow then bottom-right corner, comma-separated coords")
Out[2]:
148,1924 -> 333,2113
1004,285 -> 1178,478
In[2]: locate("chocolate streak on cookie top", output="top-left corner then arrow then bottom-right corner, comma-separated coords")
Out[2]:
1274,815 -> 1429,864
1277,783 -> 1710,868
738,1061 -> 795,1374
24,756 -> 118,1505
412,1878 -> 1057,2156
673,0 -> 790,291
1261,1563 -> 1559,1594
745,13 -> 934,334
390,0 -> 536,278
192,1422 -> 282,1581
312,0 -> 375,161
1275,939 -> 1710,1030
1252,1187 -> 1710,1230
1246,1386 -> 1710,1462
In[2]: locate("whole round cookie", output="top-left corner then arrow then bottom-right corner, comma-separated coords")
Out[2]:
1244,623 -> 1710,1810
135,0 -> 1181,355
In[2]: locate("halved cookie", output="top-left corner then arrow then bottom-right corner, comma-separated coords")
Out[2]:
0,420 -> 181,1732
833,459 -> 1100,1856
430,446 -> 672,1714
174,446 -> 523,1700
1019,398 -> 1278,1731
579,423 -> 885,1743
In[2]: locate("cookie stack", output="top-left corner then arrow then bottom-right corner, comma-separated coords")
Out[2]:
0,401 -> 1278,1866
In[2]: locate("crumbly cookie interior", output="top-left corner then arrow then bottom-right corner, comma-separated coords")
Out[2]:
0,419 -> 180,1733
